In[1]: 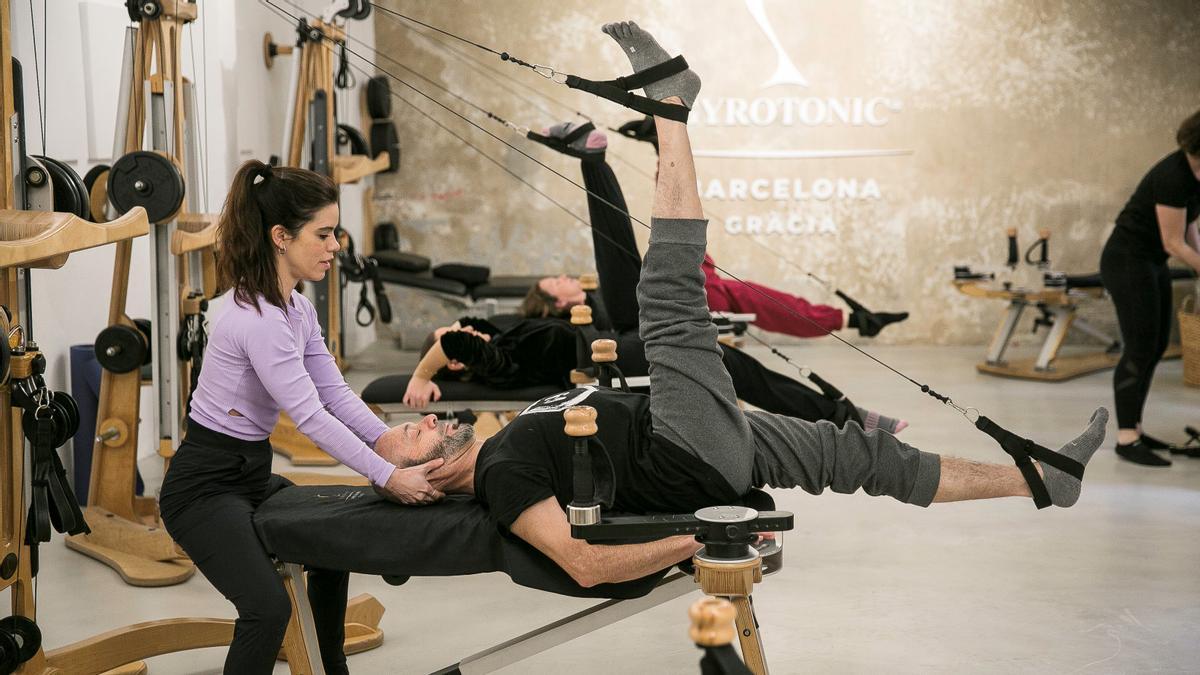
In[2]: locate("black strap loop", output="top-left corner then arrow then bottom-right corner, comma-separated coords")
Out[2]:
564,57 -> 691,123
975,415 -> 1083,509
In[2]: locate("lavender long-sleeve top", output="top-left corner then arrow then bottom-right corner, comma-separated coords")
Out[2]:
189,290 -> 395,487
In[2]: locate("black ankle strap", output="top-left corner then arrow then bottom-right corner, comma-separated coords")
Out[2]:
564,56 -> 691,123
975,415 -> 1084,509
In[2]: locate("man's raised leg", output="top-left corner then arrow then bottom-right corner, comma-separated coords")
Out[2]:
602,21 -> 757,494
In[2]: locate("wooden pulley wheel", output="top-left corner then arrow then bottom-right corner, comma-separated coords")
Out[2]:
84,164 -> 111,222
107,150 -> 185,224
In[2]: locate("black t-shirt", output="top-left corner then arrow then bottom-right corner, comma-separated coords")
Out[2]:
474,386 -> 739,528
1112,150 -> 1200,262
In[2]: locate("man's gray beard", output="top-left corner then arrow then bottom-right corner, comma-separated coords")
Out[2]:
438,422 -> 476,458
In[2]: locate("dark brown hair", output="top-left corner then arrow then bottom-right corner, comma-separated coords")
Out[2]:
216,160 -> 338,312
1178,109 -> 1200,156
520,283 -> 567,319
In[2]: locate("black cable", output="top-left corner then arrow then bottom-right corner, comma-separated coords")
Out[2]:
261,0 -> 962,412
370,1 -> 834,292
27,0 -> 45,154
369,2 -> 506,57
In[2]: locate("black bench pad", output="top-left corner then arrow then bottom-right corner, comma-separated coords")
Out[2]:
252,486 -> 665,600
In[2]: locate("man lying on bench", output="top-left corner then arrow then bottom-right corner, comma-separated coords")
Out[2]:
374,21 -> 1108,590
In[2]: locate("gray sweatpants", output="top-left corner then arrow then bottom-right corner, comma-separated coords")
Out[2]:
637,218 -> 940,507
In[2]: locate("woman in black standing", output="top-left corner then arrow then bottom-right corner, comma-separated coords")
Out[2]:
1100,110 -> 1200,465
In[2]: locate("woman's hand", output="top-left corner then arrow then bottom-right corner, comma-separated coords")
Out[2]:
377,459 -> 445,505
403,377 -> 441,409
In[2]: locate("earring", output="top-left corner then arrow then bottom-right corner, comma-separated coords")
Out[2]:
276,246 -> 286,254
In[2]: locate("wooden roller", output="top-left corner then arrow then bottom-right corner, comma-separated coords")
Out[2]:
689,597 -> 738,648
570,304 -> 592,325
563,405 -> 597,437
590,339 -> 617,363
578,272 -> 598,291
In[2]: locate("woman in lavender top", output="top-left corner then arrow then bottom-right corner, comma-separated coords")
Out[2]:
159,161 -> 443,674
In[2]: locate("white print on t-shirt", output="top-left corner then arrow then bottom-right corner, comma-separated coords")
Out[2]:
519,386 -> 600,416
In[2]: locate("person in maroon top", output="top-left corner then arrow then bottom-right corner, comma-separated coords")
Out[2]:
1100,109 -> 1200,466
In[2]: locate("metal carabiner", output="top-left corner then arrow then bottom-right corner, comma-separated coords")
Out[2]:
532,64 -> 569,84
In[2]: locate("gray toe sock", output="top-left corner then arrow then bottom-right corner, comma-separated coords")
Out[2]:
601,21 -> 701,109
855,407 -> 903,434
1044,407 -> 1109,507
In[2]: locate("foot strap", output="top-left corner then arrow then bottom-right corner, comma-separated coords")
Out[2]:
526,122 -> 604,161
975,415 -> 1084,509
565,56 -> 691,123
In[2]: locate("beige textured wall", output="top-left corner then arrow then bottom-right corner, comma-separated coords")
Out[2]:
371,0 -> 1199,345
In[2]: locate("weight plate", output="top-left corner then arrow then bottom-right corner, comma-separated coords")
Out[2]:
0,616 -> 42,664
0,630 -> 20,675
32,156 -> 82,218
132,317 -> 153,365
35,156 -> 90,219
94,324 -> 147,374
52,391 -> 80,447
107,151 -> 185,223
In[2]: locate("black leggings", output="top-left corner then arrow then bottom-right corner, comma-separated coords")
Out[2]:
160,422 -> 349,675
1100,240 -> 1173,430
581,160 -> 851,425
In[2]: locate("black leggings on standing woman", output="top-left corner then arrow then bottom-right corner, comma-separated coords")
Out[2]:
1100,238 -> 1174,430
160,422 -> 350,674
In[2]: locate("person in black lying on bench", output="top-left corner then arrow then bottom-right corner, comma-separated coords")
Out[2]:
373,22 -> 1109,589
402,314 -> 906,434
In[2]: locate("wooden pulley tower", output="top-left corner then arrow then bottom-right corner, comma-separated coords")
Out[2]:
271,7 -> 388,466
65,0 -> 220,587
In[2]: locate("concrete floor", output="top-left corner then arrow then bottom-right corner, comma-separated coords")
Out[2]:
14,341 -> 1200,674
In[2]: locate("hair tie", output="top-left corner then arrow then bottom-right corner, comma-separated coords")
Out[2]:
252,164 -> 273,186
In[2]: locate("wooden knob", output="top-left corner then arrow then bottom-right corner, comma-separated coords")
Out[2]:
591,339 -> 617,363
569,369 -> 591,385
688,597 -> 737,647
578,273 -> 598,291
1038,228 -> 1050,240
96,419 -> 129,447
1005,227 -> 1017,237
570,304 -> 592,325
563,406 -> 597,437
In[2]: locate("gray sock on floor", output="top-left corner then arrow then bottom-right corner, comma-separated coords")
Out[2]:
601,21 -> 701,109
1044,407 -> 1108,507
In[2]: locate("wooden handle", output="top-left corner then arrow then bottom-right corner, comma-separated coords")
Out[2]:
0,206 -> 149,269
563,406 -> 597,437
578,273 -> 598,291
689,597 -> 738,648
569,369 -> 591,385
171,213 -> 218,254
591,339 -> 617,363
1005,227 -> 1017,237
570,304 -> 592,325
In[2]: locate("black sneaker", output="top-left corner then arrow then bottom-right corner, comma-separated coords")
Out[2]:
1142,434 -> 1200,458
1115,441 -> 1172,466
